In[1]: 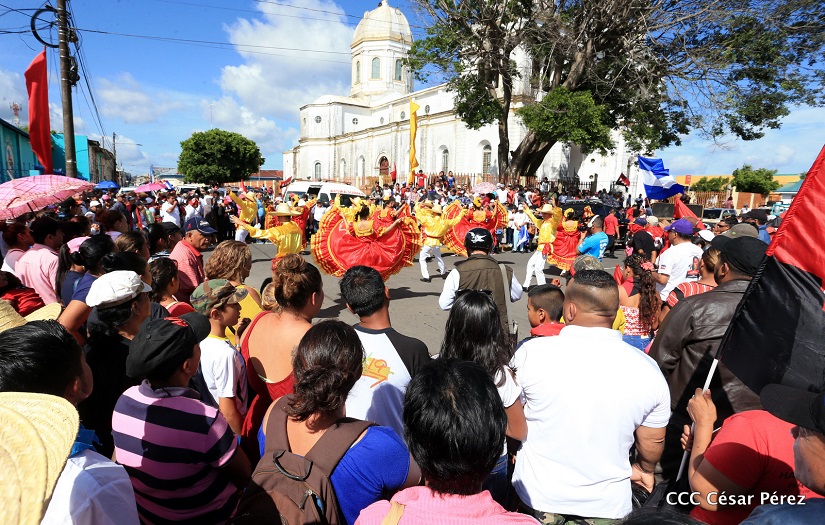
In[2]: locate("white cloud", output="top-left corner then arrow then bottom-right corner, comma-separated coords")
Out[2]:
207,96 -> 298,162
220,0 -> 353,120
97,73 -> 189,124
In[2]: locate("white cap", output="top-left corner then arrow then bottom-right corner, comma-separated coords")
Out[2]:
697,229 -> 715,242
89,200 -> 101,207
86,271 -> 152,308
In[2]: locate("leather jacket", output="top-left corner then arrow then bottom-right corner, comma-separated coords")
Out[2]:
649,279 -> 761,425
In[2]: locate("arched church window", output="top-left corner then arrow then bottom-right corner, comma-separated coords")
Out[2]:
482,145 -> 492,175
400,111 -> 406,120
355,61 -> 361,84
314,162 -> 321,180
315,116 -> 321,124
442,149 -> 450,173
394,60 -> 402,81
372,58 -> 380,79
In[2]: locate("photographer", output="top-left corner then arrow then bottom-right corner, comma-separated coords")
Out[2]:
576,216 -> 609,261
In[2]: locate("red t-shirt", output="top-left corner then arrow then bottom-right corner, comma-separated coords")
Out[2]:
691,410 -> 822,525
603,214 -> 619,235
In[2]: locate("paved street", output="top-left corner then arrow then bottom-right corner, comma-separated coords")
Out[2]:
213,242 -> 626,355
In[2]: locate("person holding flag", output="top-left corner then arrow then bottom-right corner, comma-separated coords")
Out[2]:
229,183 -> 259,243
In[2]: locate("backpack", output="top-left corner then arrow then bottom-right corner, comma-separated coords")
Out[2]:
232,396 -> 374,525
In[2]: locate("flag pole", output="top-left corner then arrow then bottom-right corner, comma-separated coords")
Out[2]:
676,358 -> 720,481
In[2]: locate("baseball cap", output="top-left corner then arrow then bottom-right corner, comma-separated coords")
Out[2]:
126,313 -> 210,378
86,271 -> 152,308
761,384 -> 825,433
464,228 -> 494,253
633,217 -> 648,226
744,209 -> 768,223
89,200 -> 101,207
161,222 -> 181,236
184,217 -> 217,235
709,235 -> 767,276
191,279 -> 248,314
189,198 -> 198,206
697,230 -> 715,243
664,218 -> 693,235
66,236 -> 89,253
722,223 -> 759,239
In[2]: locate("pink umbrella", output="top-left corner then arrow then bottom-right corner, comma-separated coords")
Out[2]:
134,182 -> 167,193
472,181 -> 498,194
0,175 -> 95,220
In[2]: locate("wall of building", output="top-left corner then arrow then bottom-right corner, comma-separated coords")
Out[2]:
0,119 -> 39,182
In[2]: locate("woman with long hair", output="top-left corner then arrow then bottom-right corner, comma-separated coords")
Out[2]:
204,240 -> 262,342
98,210 -> 128,241
619,253 -> 662,350
115,230 -> 151,261
439,290 -> 527,505
257,320 -> 419,525
239,253 -> 324,461
57,235 -> 117,344
148,257 -> 194,316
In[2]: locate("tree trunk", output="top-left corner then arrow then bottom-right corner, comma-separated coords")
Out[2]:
496,57 -> 513,184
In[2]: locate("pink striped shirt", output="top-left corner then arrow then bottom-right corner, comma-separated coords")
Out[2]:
356,486 -> 539,524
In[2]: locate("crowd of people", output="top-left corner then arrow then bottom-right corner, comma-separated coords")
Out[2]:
0,178 -> 822,525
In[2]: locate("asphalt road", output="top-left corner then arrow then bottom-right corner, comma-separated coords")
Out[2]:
212,242 -> 626,355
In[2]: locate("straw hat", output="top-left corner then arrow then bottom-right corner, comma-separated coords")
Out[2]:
272,203 -> 301,216
431,203 -> 443,215
0,301 -> 62,334
0,392 -> 78,525
539,203 -> 554,214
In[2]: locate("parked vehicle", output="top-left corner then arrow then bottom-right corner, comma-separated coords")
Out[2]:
284,181 -> 365,207
701,207 -> 738,226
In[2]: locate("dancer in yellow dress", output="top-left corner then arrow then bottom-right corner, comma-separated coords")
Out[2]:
231,203 -> 303,272
522,202 -> 562,289
229,190 -> 259,243
415,201 -> 466,282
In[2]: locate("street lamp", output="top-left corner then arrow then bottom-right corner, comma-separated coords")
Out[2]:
112,132 -> 143,186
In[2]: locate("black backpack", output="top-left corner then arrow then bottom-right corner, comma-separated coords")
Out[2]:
232,396 -> 374,525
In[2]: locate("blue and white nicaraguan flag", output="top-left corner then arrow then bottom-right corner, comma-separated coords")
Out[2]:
637,156 -> 685,200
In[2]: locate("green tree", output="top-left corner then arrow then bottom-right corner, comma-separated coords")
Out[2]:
407,0 -> 824,181
178,129 -> 264,185
692,176 -> 730,192
731,164 -> 781,195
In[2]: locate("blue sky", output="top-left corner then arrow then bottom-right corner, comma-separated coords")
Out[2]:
0,0 -> 822,177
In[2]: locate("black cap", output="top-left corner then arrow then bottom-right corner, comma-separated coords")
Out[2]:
710,235 -> 767,276
464,228 -> 494,253
161,222 -> 181,236
126,312 -> 210,378
744,209 -> 769,223
761,384 -> 825,434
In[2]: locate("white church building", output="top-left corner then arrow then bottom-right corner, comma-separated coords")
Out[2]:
282,0 -> 636,193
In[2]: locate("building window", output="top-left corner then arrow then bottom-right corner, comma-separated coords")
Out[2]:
352,118 -> 358,125
314,162 -> 321,180
380,117 -> 384,125
315,116 -> 321,124
400,111 -> 406,120
482,145 -> 492,175
358,156 -> 365,178
340,159 -> 346,180
355,61 -> 360,84
394,60 -> 402,81
424,105 -> 430,114
372,57 -> 380,79
442,149 -> 450,173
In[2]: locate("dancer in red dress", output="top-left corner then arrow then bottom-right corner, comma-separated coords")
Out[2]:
545,208 -> 582,272
311,198 -> 421,280
442,197 -> 506,256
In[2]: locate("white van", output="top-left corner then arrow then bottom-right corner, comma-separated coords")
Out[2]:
284,181 -> 365,207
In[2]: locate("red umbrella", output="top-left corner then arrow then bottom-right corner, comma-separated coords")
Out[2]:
0,175 -> 94,220
134,182 -> 167,193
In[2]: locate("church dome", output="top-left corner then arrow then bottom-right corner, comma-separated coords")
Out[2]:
351,1 -> 413,48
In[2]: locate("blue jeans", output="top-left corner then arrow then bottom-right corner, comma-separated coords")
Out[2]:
623,334 -> 651,352
482,453 -> 509,506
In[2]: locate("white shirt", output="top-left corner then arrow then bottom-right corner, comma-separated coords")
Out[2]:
199,336 -> 248,416
42,449 -> 139,525
655,241 -> 703,300
438,267 -> 522,310
1,247 -> 26,275
160,201 -> 181,226
184,204 -> 199,223
496,367 -> 521,456
511,326 -> 670,519
496,188 -> 509,204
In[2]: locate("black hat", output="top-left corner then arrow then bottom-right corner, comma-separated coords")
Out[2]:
761,384 -> 825,434
710,235 -> 767,276
161,221 -> 181,236
744,209 -> 769,223
464,228 -> 494,253
126,312 -> 210,378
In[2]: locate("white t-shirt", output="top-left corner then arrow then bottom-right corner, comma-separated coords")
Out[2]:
42,448 -> 139,524
199,336 -> 248,416
496,188 -> 509,204
510,325 -> 670,519
656,241 -> 703,300
495,366 -> 521,456
160,201 -> 181,226
1,247 -> 27,276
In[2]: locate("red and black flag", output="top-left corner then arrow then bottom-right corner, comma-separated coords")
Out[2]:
716,145 -> 825,394
616,173 -> 631,187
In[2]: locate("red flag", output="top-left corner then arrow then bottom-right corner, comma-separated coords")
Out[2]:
24,51 -> 52,173
616,174 -> 630,186
673,198 -> 705,229
239,180 -> 248,193
390,163 -> 397,179
717,145 -> 825,394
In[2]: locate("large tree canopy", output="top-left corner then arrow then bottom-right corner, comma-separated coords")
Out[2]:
178,129 -> 264,185
731,164 -> 781,195
407,0 -> 824,181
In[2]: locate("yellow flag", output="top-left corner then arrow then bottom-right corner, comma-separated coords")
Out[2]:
409,100 -> 420,185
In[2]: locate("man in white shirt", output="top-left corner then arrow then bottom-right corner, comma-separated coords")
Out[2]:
160,193 -> 181,226
653,219 -> 703,300
511,270 -> 670,522
496,183 -> 509,205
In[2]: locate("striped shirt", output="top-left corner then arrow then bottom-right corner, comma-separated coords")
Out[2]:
666,281 -> 716,307
112,381 -> 240,524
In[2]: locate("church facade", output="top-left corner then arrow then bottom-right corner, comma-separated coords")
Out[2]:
282,1 -> 636,193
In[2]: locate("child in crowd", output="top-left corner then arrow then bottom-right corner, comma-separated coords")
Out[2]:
519,284 -> 566,347
191,279 -> 249,435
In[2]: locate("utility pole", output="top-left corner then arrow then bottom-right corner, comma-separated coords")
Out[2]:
113,132 -> 118,185
57,0 -> 77,177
